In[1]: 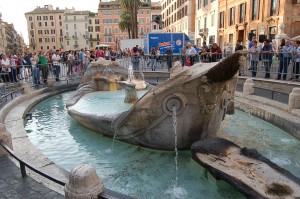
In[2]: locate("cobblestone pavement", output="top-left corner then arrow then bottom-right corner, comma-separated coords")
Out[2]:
0,155 -> 64,199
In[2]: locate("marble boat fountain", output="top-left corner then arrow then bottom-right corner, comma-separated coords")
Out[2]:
66,54 -> 241,151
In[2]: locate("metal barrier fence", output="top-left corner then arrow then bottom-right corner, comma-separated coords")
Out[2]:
1,52 -> 299,85
117,52 -> 299,81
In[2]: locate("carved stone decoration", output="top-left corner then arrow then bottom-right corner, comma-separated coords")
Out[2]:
67,54 -> 242,150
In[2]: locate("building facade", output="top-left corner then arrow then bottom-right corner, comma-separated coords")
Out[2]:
64,8 -> 89,51
0,22 -> 25,55
98,1 -> 161,49
150,2 -> 162,32
25,4 -> 65,51
88,12 -> 101,49
161,0 -> 195,41
218,0 -> 300,51
195,0 -> 219,47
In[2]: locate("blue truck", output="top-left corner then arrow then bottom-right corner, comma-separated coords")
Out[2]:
144,33 -> 192,55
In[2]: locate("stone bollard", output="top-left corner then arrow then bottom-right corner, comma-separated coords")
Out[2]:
0,123 -> 13,156
243,79 -> 254,96
288,88 -> 300,111
65,164 -> 104,199
22,83 -> 31,94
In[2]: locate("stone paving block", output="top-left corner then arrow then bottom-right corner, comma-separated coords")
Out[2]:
0,155 -> 64,198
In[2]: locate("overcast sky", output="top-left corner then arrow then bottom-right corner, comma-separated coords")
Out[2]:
0,0 -> 100,45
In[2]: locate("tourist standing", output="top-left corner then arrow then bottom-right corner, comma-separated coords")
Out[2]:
210,43 -> 222,62
38,50 -> 49,84
261,39 -> 273,79
277,39 -> 293,80
180,45 -> 187,67
164,46 -> 173,70
248,41 -> 260,77
30,52 -> 40,85
186,42 -> 197,66
52,50 -> 61,81
149,46 -> 157,71
292,40 -> 300,81
1,54 -> 10,83
235,40 -> 243,52
131,47 -> 140,71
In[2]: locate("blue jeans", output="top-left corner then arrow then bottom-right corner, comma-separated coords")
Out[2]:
277,57 -> 291,80
32,68 -> 40,85
250,60 -> 258,77
132,57 -> 140,71
54,64 -> 60,81
263,59 -> 272,78
150,58 -> 156,71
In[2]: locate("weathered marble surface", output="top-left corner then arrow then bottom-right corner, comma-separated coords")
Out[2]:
192,137 -> 300,199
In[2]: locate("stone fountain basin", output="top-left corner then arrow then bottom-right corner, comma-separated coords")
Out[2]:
68,90 -> 149,137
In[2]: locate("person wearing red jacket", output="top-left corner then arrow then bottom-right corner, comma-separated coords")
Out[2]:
210,43 -> 222,62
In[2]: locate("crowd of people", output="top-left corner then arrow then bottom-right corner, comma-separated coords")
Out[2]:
247,37 -> 300,81
1,37 -> 299,86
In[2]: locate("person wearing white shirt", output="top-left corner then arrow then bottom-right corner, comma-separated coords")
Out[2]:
186,42 -> 197,66
52,50 -> 61,81
1,54 -> 11,83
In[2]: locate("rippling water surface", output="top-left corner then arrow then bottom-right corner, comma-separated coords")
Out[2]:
25,91 -> 300,198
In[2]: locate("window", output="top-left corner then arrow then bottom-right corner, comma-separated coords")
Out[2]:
239,3 -> 246,23
51,29 -> 55,34
86,40 -> 89,45
114,18 -> 119,23
88,26 -> 94,32
229,7 -> 235,26
52,38 -> 55,42
74,24 -> 77,29
251,0 -> 259,20
74,16 -> 76,21
38,22 -> 42,27
51,22 -> 54,26
67,41 -> 70,45
89,19 -> 92,24
229,34 -> 233,45
115,27 -> 118,33
59,21 -> 62,26
138,18 -> 145,23
95,19 -> 99,24
39,38 -> 43,43
38,30 -> 43,35
44,30 -> 49,34
95,26 -> 100,32
211,13 -> 215,27
37,16 -> 41,21
270,0 -> 278,16
53,46 -> 56,49
30,22 -> 34,29
45,22 -> 48,26
60,29 -> 63,36
154,24 -> 157,29
43,16 -> 48,20
198,0 -> 201,9
204,0 -> 208,7
29,16 -> 33,21
60,37 -> 63,42
66,24 -> 68,30
41,46 -> 43,50
65,16 -> 68,22
50,16 -> 54,20
146,18 -> 150,23
219,12 -> 224,28
97,34 -> 99,40
47,46 -> 50,50
59,15 -> 62,20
